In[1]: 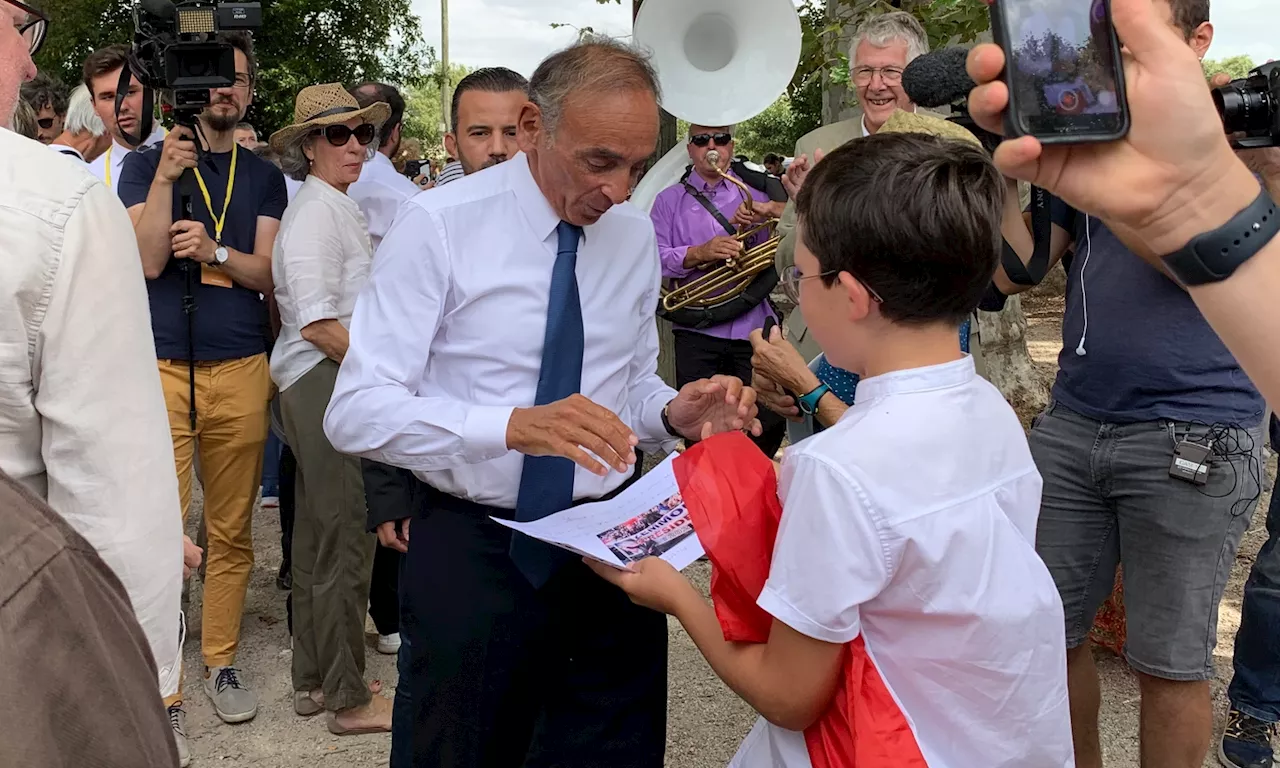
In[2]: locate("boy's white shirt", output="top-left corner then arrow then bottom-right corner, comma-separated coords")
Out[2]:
731,356 -> 1075,768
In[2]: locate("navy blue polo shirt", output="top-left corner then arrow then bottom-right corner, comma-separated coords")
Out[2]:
119,146 -> 288,361
1052,204 -> 1263,427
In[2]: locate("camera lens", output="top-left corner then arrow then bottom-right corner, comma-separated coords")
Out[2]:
1214,82 -> 1275,135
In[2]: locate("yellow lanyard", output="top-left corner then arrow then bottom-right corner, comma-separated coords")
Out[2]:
104,144 -> 113,188
193,145 -> 238,244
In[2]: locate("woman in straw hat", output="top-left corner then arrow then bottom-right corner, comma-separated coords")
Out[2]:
267,83 -> 393,735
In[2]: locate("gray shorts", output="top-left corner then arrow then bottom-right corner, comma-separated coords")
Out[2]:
1029,401 -> 1264,681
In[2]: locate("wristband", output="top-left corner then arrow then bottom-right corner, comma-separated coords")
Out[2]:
1161,188 -> 1278,286
796,383 -> 831,416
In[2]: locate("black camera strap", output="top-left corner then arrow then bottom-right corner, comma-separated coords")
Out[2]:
1002,186 -> 1056,287
113,63 -> 155,149
679,167 -> 737,236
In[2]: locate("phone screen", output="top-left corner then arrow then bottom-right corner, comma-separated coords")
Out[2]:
1003,0 -> 1128,139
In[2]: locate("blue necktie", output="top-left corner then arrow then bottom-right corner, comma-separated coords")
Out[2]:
511,221 -> 585,587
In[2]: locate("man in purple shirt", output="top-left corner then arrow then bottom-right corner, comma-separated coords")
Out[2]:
651,125 -> 787,457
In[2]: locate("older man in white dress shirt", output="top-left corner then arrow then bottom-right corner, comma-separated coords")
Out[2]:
325,37 -> 760,768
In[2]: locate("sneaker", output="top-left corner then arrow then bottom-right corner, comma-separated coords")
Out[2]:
203,666 -> 258,724
168,701 -> 191,767
261,495 -> 279,508
377,633 -> 401,655
1221,707 -> 1276,768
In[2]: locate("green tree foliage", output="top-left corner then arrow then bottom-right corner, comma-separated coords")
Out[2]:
34,0 -> 434,134
1203,55 -> 1258,82
402,63 -> 472,153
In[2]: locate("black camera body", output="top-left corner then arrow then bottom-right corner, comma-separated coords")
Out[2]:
131,0 -> 261,122
1214,62 -> 1280,150
403,159 -> 429,180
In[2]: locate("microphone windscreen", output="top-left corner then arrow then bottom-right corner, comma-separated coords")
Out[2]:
901,47 -> 976,109
140,0 -> 176,19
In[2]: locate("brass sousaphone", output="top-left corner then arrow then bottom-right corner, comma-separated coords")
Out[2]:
632,0 -> 802,328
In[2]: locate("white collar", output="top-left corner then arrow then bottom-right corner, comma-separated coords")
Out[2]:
510,152 -> 566,243
854,356 -> 975,405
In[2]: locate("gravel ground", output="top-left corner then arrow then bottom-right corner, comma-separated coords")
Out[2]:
178,284 -> 1272,766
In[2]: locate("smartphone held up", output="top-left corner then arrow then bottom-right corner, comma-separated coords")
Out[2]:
990,0 -> 1131,144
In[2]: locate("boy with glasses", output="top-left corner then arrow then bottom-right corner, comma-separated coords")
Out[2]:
597,131 -> 1073,768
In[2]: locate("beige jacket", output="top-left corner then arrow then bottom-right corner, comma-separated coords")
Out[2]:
0,128 -> 183,697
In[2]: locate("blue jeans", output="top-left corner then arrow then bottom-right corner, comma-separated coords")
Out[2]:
261,430 -> 282,497
1228,470 -> 1280,722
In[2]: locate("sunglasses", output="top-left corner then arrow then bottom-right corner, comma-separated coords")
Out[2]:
6,0 -> 47,56
313,122 -> 377,147
37,117 -> 53,129
689,132 -> 732,148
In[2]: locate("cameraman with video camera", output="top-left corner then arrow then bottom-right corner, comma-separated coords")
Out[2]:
120,27 -> 286,755
970,2 -> 1277,767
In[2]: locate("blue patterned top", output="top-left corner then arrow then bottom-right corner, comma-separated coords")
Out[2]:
814,319 -> 971,407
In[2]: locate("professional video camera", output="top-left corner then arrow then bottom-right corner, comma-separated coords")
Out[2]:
1213,62 -> 1280,150
129,0 -> 261,124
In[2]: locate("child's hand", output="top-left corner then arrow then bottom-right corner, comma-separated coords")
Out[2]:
585,557 -> 695,615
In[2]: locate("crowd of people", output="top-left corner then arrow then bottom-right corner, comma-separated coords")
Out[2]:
5,0 -> 1280,767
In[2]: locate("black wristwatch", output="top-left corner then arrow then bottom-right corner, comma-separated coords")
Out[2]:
1161,188 -> 1278,286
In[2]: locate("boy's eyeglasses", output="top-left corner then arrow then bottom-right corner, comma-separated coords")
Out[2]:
780,264 -> 884,305
689,132 -> 732,148
6,0 -> 48,56
313,122 -> 377,147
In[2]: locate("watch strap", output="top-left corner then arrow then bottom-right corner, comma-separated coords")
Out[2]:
797,383 -> 831,415
660,401 -> 681,438
1162,188 -> 1278,286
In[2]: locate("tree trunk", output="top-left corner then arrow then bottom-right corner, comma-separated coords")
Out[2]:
978,298 -> 1049,425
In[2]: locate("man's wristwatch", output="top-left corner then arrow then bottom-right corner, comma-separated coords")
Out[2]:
796,382 -> 831,415
1161,188 -> 1278,286
213,246 -> 229,266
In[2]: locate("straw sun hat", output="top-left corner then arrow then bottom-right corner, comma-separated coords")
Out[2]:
268,83 -> 391,153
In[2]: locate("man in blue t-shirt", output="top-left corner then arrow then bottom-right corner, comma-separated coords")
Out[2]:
996,5 -> 1266,767
118,30 -> 286,757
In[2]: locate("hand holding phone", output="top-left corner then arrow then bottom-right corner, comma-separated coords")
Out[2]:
989,0 -> 1130,143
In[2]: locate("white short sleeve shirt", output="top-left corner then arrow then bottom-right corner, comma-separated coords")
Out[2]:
734,356 -> 1074,768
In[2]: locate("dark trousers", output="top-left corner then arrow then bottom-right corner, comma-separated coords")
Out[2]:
369,545 -> 400,636
279,444 -> 296,634
1229,469 -> 1280,721
392,487 -> 668,768
674,329 -> 786,458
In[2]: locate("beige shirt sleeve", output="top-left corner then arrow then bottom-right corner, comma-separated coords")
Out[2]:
33,180 -> 184,697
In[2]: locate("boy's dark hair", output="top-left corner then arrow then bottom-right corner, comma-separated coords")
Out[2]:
217,31 -> 257,83
763,153 -> 782,165
351,82 -> 406,149
796,132 -> 1004,326
450,67 -> 529,133
21,72 -> 69,116
1169,0 -> 1209,38
82,45 -> 130,92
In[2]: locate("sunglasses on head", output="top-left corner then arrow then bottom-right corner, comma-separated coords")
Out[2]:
313,122 -> 376,147
689,132 -> 732,148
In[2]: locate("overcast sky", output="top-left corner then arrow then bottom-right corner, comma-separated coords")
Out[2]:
410,0 -> 1279,76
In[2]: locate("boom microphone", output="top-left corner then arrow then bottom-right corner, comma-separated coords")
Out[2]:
901,47 -> 975,108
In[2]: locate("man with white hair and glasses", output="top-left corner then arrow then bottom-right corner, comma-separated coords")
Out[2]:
0,0 -> 191,763
773,11 -> 935,364
48,83 -> 111,162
